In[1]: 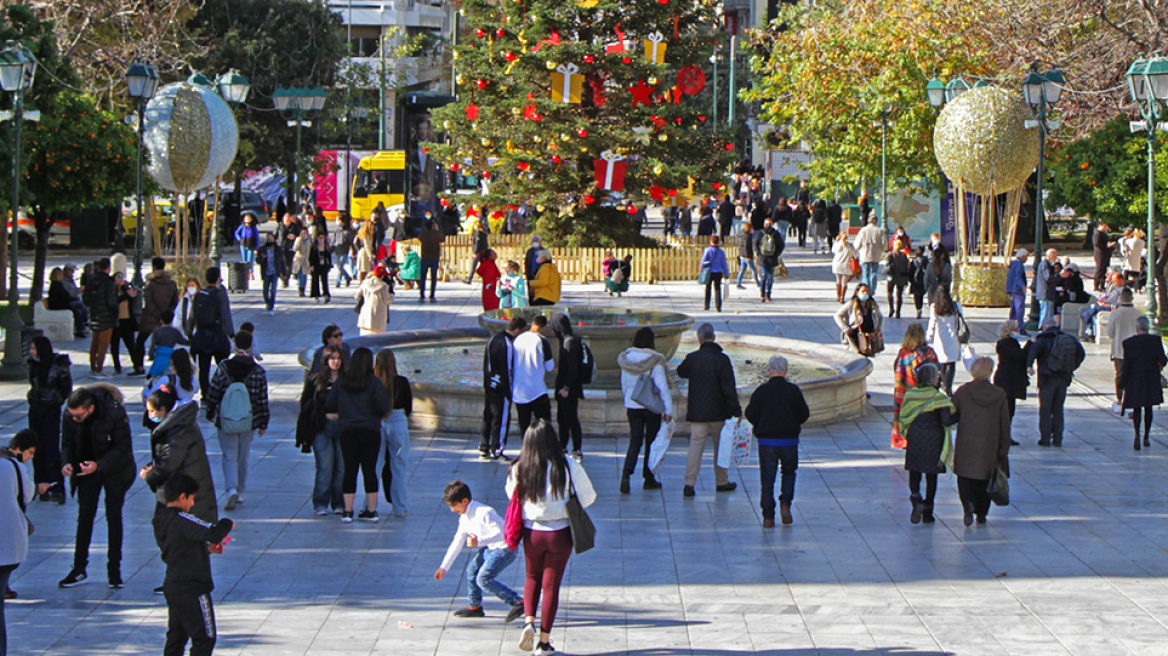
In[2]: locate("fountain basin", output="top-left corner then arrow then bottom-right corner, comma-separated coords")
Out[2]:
301,328 -> 872,436
478,306 -> 694,370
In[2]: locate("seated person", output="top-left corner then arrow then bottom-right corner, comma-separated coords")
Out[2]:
1082,267 -> 1127,339
1055,262 -> 1089,312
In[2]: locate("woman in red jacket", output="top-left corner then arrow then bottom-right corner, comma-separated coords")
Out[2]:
477,249 -> 501,311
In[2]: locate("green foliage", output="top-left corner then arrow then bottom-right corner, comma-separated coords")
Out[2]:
744,0 -> 1000,198
1045,116 -> 1168,229
428,0 -> 735,245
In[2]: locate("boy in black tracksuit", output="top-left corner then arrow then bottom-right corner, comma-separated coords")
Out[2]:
153,473 -> 234,656
480,316 -> 527,460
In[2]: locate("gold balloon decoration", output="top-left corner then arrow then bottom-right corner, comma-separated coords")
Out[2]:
933,86 -> 1038,196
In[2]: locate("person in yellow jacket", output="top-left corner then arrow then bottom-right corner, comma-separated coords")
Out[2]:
530,251 -> 561,306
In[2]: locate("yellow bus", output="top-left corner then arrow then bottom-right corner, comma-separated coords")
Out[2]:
350,151 -> 407,221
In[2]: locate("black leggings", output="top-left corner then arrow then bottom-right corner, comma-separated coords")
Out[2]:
310,271 -> 330,298
939,362 -> 956,396
886,283 -> 905,317
1006,396 -> 1017,420
557,394 -> 582,452
908,471 -> 938,502
623,408 -> 661,479
110,319 -> 143,370
704,272 -> 724,311
340,428 -> 380,494
1133,406 -> 1155,441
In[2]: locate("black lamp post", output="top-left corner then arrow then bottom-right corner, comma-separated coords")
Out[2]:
125,62 -> 158,287
212,69 -> 251,266
0,42 -> 36,380
1126,57 -> 1168,319
1022,66 -> 1064,332
274,86 -> 326,216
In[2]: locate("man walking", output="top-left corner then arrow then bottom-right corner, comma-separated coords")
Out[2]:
754,218 -> 785,303
745,356 -> 810,527
1027,317 -> 1085,447
255,233 -> 286,316
480,316 -> 526,460
190,268 -> 234,396
1108,288 -> 1142,402
82,258 -> 119,377
511,315 -> 554,438
677,323 -> 741,497
59,385 -> 136,588
203,332 -> 269,511
418,219 -> 445,302
135,257 -> 180,362
1006,249 -> 1028,332
1092,222 -> 1115,292
1035,249 -> 1059,329
854,215 -> 886,293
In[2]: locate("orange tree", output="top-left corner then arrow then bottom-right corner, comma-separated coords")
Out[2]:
428,0 -> 735,246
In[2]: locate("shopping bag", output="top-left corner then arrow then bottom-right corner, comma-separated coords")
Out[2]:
986,467 -> 1010,506
716,420 -> 737,469
731,420 -> 753,466
961,344 -> 977,371
648,419 -> 674,475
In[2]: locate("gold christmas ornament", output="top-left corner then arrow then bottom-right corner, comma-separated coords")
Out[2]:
933,86 -> 1039,195
481,137 -> 492,146
512,107 -> 521,115
560,133 -> 570,141
647,77 -> 658,85
658,133 -> 668,141
533,135 -> 542,142
653,165 -> 663,175
546,60 -> 557,70
456,74 -> 465,85
443,121 -> 452,129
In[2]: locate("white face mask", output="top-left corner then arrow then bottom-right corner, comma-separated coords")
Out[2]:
931,238 -> 940,246
187,286 -> 197,295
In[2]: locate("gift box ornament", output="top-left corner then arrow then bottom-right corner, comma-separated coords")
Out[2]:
643,32 -> 667,63
594,150 -> 629,191
551,64 -> 584,104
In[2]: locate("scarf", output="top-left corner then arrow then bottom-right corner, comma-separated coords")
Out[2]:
898,387 -> 954,438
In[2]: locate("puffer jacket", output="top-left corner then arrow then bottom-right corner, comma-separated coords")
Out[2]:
28,353 -> 72,412
144,401 -> 217,522
617,348 -> 673,415
83,271 -> 119,331
676,342 -> 741,422
60,384 -> 136,488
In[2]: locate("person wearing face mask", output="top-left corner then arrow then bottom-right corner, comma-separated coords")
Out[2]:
524,235 -> 544,292
172,278 -> 201,337
835,283 -> 885,356
27,336 -> 71,504
1,430 -> 40,638
140,387 -> 217,524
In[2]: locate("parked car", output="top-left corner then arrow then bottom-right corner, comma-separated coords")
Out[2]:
204,189 -> 271,225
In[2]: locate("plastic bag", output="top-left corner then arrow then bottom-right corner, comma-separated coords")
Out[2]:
961,344 -> 977,371
716,419 -> 751,468
648,420 -> 674,475
716,421 -> 735,469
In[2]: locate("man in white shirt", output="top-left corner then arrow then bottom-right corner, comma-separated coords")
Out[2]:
854,214 -> 886,292
433,481 -> 523,622
511,315 -> 554,437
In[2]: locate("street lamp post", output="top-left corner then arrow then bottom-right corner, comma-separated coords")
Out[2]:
860,91 -> 896,231
1126,57 -> 1168,319
0,43 -> 36,380
342,100 -> 369,214
125,62 -> 158,287
273,86 -> 326,220
1022,66 -> 1064,332
213,69 -> 251,266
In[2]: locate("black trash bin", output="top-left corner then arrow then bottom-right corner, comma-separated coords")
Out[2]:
228,262 -> 249,293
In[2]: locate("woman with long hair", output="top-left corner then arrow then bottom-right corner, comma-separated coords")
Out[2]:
301,345 -> 346,515
309,231 -> 333,303
477,249 -> 501,312
143,348 -> 198,411
326,347 -> 390,523
110,272 -> 145,376
899,363 -> 953,525
890,324 -> 938,449
925,247 -> 952,302
831,232 -> 856,303
834,283 -> 884,356
172,277 -> 201,337
617,327 -> 672,492
27,336 -> 71,503
926,286 -> 963,395
355,219 -> 376,281
374,349 -> 413,517
699,235 -> 729,312
507,420 -> 596,656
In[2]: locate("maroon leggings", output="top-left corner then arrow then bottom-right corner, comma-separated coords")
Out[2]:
522,527 -> 573,632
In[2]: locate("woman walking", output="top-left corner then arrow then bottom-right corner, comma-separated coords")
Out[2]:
141,386 -> 217,522
926,287 -> 963,395
291,227 -> 312,296
507,420 -> 596,656
950,357 -> 1011,526
924,247 -> 952,302
355,220 -> 376,282
309,232 -> 333,303
993,320 -> 1030,421
884,239 -> 911,318
890,324 -> 937,449
831,233 -> 856,303
810,199 -> 829,254
356,266 -> 394,336
27,336 -> 71,503
617,327 -> 671,493
699,235 -> 729,312
908,247 -> 929,319
374,349 -> 412,517
300,345 -> 345,515
834,283 -> 884,356
477,249 -> 501,312
1119,315 -> 1168,450
551,314 -> 585,460
326,347 -> 390,523
898,363 -> 953,524
110,272 -> 145,376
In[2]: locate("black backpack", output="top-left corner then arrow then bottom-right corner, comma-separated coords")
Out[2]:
579,341 -> 596,385
1046,332 -> 1083,373
192,288 -> 221,329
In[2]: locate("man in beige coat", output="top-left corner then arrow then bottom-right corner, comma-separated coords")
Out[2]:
1107,287 -> 1142,403
854,215 -> 886,293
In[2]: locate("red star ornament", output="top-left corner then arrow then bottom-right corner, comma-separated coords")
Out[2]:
465,102 -> 480,120
629,79 -> 655,107
648,184 -> 666,202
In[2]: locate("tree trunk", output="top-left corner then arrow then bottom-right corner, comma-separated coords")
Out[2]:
30,212 -> 51,303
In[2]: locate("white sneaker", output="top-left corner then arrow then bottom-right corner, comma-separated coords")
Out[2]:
518,623 -> 536,652
533,642 -> 557,655
313,507 -> 328,516
225,492 -> 238,510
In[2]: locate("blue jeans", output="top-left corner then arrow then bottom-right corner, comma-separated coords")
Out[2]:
217,430 -> 253,495
759,265 -> 775,299
239,246 -> 254,267
296,271 -> 308,292
861,262 -> 880,293
262,274 -> 278,311
312,419 -> 344,512
335,253 -> 354,286
69,300 -> 89,335
737,257 -> 759,286
419,259 -> 439,298
465,547 -> 520,608
1010,292 -> 1027,328
1039,299 -> 1054,329
0,563 -> 15,656
376,410 -> 410,515
758,444 -> 798,520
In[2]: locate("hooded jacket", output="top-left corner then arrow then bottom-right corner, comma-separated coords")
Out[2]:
356,274 -> 393,334
677,342 -> 741,422
27,337 -> 72,412
139,270 -> 180,335
950,379 -> 1011,479
60,384 -> 136,488
551,313 -> 584,399
145,401 -> 217,522
83,270 -> 119,331
618,348 -> 672,415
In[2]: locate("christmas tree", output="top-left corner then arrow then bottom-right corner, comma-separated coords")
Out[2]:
428,0 -> 735,245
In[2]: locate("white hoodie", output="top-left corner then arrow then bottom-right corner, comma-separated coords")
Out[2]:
617,348 -> 673,416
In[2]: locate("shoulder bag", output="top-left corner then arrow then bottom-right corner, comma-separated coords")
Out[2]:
955,309 -> 971,344
631,372 -> 666,415
697,265 -> 711,285
564,460 -> 596,554
8,458 -> 33,536
503,486 -> 524,550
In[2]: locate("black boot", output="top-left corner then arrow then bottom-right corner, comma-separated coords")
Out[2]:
963,502 -> 974,527
921,500 -> 936,524
910,494 -> 923,525
1135,435 -> 1142,451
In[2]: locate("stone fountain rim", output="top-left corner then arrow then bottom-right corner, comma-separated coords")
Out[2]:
477,306 -> 696,334
299,328 -> 873,393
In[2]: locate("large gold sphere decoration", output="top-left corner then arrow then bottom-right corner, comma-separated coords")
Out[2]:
933,86 -> 1039,195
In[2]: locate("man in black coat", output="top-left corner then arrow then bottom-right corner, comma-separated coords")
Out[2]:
716,195 -> 736,238
552,313 -> 585,458
1026,318 -> 1085,447
745,356 -> 810,527
1092,222 -> 1114,292
190,267 -> 235,397
82,258 -> 119,377
826,200 -> 843,243
480,317 -> 526,460
59,384 -> 136,589
677,323 -> 742,497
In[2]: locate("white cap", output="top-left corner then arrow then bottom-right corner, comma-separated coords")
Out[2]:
1015,248 -> 1028,259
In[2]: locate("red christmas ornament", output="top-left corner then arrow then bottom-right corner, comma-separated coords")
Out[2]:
583,195 -> 596,205
496,28 -> 506,37
517,161 -> 531,172
657,0 -> 668,4
504,51 -> 517,62
676,65 -> 707,95
476,28 -> 487,38
628,79 -> 655,107
440,197 -> 451,207
465,103 -> 481,120
583,54 -> 594,63
577,128 -> 588,138
698,115 -> 707,122
712,182 -> 723,190
449,163 -> 461,172
627,205 -> 638,214
422,147 -> 430,153
475,79 -> 488,89
674,117 -> 683,124
622,56 -> 632,64
724,143 -> 734,150
551,155 -> 562,164
482,171 -> 492,179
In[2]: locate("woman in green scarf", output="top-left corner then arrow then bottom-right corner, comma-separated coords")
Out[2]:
898,363 -> 954,525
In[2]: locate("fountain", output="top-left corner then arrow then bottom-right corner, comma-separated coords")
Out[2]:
300,309 -> 872,435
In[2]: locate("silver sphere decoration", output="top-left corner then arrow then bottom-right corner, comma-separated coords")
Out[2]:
144,82 -> 239,193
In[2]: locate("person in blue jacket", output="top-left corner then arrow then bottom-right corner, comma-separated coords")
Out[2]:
1006,248 -> 1029,333
233,215 -> 261,275
699,235 -> 729,312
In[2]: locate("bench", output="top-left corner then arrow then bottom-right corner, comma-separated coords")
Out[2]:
34,301 -> 74,343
